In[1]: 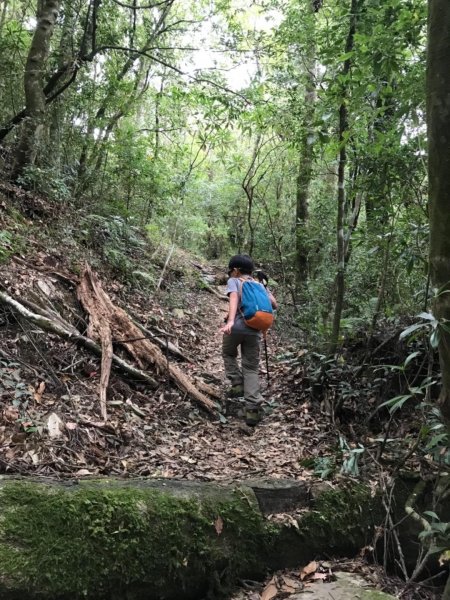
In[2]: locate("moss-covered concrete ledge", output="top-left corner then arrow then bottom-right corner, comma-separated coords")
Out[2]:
0,476 -> 380,600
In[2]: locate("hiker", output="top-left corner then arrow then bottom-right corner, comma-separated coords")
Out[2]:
220,255 -> 277,426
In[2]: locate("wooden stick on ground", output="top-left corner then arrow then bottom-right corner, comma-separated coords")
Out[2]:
200,282 -> 229,301
131,318 -> 194,363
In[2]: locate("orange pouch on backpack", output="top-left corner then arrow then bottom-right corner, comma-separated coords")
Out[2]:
244,311 -> 274,331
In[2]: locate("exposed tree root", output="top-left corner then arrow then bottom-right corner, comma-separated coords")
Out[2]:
1,265 -> 218,418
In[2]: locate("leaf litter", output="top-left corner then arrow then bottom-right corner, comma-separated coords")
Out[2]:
0,256 -> 335,481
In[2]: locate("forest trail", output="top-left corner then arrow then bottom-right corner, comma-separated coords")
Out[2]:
0,254 -> 333,481
171,279 -> 322,482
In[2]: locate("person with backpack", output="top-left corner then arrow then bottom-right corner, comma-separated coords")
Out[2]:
220,255 -> 277,426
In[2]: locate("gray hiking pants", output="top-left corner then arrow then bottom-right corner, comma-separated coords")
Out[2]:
222,333 -> 263,408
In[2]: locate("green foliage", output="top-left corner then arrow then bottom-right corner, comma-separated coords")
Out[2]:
0,0 -> 431,344
0,230 -> 14,263
300,438 -> 366,479
17,166 -> 72,204
339,435 -> 365,477
0,216 -> 28,264
77,214 -> 147,278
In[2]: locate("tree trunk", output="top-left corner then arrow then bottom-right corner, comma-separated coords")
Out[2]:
0,0 -> 7,33
427,0 -> 450,432
295,0 -> 318,295
329,0 -> 359,354
242,133 -> 262,257
11,0 -> 61,181
48,0 -> 77,167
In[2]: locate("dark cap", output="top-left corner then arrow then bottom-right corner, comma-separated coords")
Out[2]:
228,254 -> 254,275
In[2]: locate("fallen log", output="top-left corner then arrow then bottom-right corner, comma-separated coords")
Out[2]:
194,376 -> 222,400
200,280 -> 228,301
0,290 -> 158,392
19,296 -> 80,336
0,476 -> 383,600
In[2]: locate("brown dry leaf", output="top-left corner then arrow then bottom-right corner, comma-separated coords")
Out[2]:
281,575 -> 299,592
3,407 -> 19,422
214,516 -> 224,535
34,381 -> 45,403
47,413 -> 64,439
11,432 -> 27,444
313,572 -> 328,581
75,469 -> 92,476
260,577 -> 278,600
300,561 -> 318,580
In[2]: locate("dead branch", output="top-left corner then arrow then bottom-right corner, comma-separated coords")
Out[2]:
128,309 -> 178,339
20,296 -> 80,336
131,318 -> 193,362
194,377 -> 221,400
201,282 -> 228,301
156,244 -> 175,291
0,290 -> 158,393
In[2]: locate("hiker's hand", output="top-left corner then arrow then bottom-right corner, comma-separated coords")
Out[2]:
220,320 -> 234,334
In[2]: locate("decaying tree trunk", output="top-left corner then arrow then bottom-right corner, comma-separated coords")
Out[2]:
78,267 -> 114,421
427,0 -> 450,434
77,265 -> 216,415
0,277 -> 217,417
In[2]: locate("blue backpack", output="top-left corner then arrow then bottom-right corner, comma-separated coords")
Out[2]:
239,278 -> 274,331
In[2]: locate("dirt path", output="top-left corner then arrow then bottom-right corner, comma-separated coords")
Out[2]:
148,286 -> 330,482
0,257 -> 332,481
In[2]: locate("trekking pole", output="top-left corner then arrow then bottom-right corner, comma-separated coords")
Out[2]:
263,332 -> 270,384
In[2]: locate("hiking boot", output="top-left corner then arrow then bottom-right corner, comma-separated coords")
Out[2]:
227,384 -> 244,398
245,407 -> 262,426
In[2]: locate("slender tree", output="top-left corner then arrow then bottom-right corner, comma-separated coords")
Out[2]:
427,0 -> 450,433
295,0 -> 319,295
329,0 -> 359,354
